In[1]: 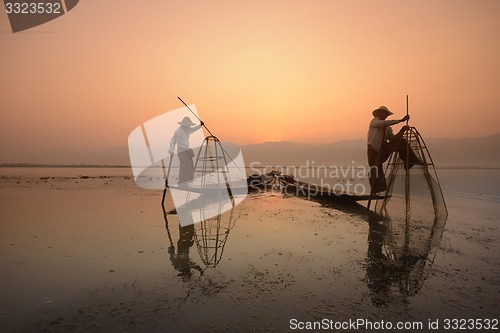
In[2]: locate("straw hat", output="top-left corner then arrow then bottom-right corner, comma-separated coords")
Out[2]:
372,106 -> 394,118
178,117 -> 196,126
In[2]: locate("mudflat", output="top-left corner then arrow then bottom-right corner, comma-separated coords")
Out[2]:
0,168 -> 498,332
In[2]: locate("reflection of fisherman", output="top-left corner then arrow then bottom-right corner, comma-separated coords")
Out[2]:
366,217 -> 396,307
168,223 -> 203,280
367,106 -> 422,193
366,215 -> 431,305
169,117 -> 204,184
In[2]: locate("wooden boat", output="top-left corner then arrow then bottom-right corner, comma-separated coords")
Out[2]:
167,171 -> 385,205
247,171 -> 385,203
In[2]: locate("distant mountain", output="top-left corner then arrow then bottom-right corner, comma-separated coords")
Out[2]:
241,140 -> 367,168
425,132 -> 500,168
0,146 -> 130,166
1,133 -> 498,168
242,133 -> 500,169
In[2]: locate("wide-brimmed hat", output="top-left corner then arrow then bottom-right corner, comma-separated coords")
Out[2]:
372,106 -> 394,118
178,116 -> 196,126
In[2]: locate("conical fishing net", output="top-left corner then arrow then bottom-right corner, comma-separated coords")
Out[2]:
373,127 -> 448,295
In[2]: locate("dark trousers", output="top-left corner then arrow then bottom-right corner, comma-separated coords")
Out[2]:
368,132 -> 421,193
178,149 -> 195,184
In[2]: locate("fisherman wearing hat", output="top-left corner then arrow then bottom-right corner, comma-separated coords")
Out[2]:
367,106 -> 421,193
169,117 -> 204,184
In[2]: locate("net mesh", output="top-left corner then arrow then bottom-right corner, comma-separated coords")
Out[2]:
373,127 -> 448,295
194,207 -> 237,267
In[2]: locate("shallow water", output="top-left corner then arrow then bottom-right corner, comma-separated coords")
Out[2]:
0,168 -> 499,332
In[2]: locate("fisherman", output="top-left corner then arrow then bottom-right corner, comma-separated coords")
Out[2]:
367,106 -> 421,193
169,117 -> 204,184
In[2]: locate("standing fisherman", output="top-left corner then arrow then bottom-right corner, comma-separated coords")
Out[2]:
169,117 -> 204,184
367,106 -> 421,193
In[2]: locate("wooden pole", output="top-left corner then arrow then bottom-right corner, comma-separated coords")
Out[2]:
161,154 -> 174,207
177,97 -> 241,172
404,95 -> 411,248
178,96 -> 215,137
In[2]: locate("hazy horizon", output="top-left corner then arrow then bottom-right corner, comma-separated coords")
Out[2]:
1,0 -> 499,164
1,131 -> 498,168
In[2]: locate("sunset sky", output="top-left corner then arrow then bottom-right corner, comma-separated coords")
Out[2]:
1,0 -> 499,163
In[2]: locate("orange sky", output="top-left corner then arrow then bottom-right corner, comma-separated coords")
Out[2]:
1,0 -> 499,162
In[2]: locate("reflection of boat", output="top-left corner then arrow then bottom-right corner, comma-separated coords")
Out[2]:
167,184 -> 248,196
247,171 -> 385,202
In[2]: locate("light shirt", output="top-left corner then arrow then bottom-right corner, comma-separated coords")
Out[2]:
367,118 -> 399,152
169,125 -> 202,154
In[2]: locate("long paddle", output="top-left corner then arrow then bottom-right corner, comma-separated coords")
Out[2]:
161,153 -> 174,207
177,97 -> 241,172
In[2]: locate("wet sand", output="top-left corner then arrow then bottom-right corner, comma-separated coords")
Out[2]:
0,169 -> 499,332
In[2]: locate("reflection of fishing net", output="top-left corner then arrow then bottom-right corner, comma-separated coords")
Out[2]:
379,231 -> 440,297
374,127 -> 448,295
194,208 -> 236,267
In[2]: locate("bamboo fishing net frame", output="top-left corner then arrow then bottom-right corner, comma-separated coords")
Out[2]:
368,96 -> 448,296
